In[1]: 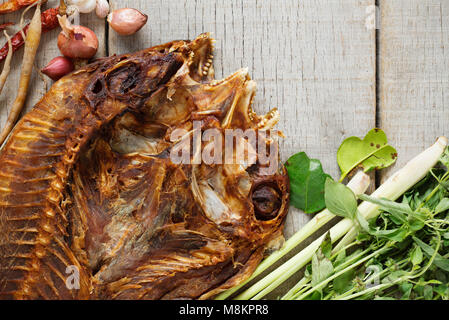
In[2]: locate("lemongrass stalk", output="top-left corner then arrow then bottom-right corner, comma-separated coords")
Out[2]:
333,136 -> 448,254
281,276 -> 310,300
332,228 -> 359,255
236,217 -> 356,300
290,282 -> 313,300
235,136 -> 448,300
215,171 -> 370,300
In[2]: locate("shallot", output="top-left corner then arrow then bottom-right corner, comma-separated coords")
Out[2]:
57,14 -> 98,59
41,56 -> 74,81
107,8 -> 148,36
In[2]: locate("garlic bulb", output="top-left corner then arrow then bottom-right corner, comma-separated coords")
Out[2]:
66,0 -> 96,14
95,0 -> 109,19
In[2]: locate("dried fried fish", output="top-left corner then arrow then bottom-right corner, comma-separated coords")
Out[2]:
0,34 -> 290,300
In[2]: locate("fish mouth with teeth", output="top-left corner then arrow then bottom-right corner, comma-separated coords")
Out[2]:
0,33 -> 289,300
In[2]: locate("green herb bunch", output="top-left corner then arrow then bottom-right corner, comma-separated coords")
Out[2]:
283,159 -> 449,300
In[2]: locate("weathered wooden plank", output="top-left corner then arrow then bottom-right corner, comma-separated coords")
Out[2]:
0,0 -> 106,124
379,0 -> 449,181
108,0 -> 376,239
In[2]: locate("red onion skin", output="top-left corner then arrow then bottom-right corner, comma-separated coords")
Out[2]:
41,56 -> 75,81
57,25 -> 98,59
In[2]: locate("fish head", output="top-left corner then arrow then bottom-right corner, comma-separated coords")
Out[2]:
165,35 -> 291,250
100,33 -> 290,254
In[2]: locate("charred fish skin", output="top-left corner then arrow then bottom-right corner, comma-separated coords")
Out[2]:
0,33 -> 290,300
0,44 -> 186,299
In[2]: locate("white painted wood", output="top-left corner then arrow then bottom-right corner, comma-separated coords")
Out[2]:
109,0 -> 376,239
379,0 -> 449,181
0,0 -> 106,120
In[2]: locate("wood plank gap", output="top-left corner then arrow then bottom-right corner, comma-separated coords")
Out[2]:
375,0 -> 381,189
105,0 -> 110,57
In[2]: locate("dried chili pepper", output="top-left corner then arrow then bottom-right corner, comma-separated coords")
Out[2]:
0,0 -> 40,14
0,7 -> 58,62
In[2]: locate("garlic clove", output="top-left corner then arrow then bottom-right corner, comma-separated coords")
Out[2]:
41,56 -> 75,81
95,0 -> 109,19
67,0 -> 97,14
107,8 -> 148,36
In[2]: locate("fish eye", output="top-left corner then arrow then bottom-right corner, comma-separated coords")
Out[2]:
251,183 -> 282,221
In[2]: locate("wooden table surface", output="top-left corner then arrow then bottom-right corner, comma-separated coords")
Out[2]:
0,0 -> 448,242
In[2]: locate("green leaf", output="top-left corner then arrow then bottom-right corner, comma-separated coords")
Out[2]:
305,291 -> 322,300
358,194 -> 413,219
439,147 -> 449,169
334,250 -> 347,266
337,128 -> 397,181
435,198 -> 449,214
410,246 -> 423,266
370,227 -> 406,242
285,152 -> 331,213
400,282 -> 413,300
357,210 -> 407,242
413,237 -> 449,272
311,245 -> 334,287
407,215 -> 425,232
356,211 -> 371,233
409,210 -> 428,231
423,285 -> 433,300
324,178 -> 358,220
434,284 -> 449,298
320,232 -> 332,259
384,270 -> 407,283
374,228 -> 408,242
333,269 -> 356,294
435,270 -> 447,283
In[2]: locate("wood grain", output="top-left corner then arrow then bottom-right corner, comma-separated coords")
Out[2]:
109,0 -> 376,239
379,0 -> 449,181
